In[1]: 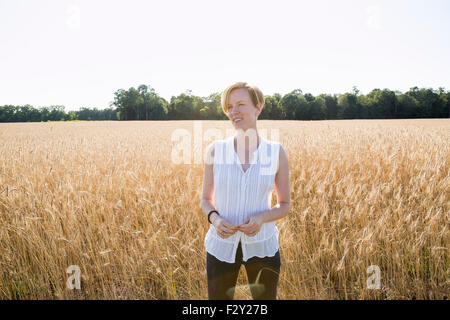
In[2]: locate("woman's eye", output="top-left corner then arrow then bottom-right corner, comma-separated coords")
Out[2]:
227,104 -> 243,109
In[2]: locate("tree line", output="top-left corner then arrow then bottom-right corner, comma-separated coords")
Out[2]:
1,85 -> 449,122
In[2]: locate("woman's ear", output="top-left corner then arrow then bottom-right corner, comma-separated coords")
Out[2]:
255,103 -> 262,117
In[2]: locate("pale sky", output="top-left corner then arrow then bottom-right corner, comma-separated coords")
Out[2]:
1,0 -> 449,111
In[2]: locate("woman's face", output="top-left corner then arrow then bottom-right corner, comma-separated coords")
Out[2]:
226,88 -> 261,132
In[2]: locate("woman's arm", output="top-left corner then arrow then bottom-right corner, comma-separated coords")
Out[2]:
200,143 -> 217,220
259,144 -> 291,223
200,143 -> 238,238
238,144 -> 290,235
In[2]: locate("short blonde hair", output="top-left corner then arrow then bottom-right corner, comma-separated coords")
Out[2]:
221,82 -> 265,115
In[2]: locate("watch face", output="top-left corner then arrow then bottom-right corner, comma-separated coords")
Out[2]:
208,211 -> 218,223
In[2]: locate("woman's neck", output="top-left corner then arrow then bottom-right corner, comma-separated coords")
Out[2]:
234,129 -> 261,151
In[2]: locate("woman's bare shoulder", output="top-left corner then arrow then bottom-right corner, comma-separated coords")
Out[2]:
278,142 -> 287,155
277,143 -> 289,174
266,139 -> 287,158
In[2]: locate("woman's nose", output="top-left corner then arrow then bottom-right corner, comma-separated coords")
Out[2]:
230,105 -> 239,113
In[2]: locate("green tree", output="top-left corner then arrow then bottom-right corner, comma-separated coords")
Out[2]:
0,105 -> 16,122
112,89 -> 128,120
438,88 -> 450,117
406,87 -> 445,118
338,93 -> 365,119
397,94 -> 420,118
39,106 -> 50,121
280,90 -> 305,120
310,96 -> 327,120
363,89 -> 398,119
280,92 -> 298,120
318,94 -> 339,119
48,105 -> 66,121
259,94 -> 282,120
167,93 -> 195,120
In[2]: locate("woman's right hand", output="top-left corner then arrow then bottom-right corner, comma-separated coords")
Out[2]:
211,214 -> 238,239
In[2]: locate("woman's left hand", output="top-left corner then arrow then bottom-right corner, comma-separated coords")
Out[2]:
237,214 -> 264,237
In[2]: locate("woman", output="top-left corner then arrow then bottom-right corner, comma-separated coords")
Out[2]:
201,82 -> 290,300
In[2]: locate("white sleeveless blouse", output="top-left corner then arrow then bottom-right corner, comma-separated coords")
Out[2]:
204,135 -> 281,263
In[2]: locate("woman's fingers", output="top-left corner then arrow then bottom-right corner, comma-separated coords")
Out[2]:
217,228 -> 234,238
215,218 -> 259,238
238,223 -> 254,233
218,228 -> 257,238
222,221 -> 239,230
216,224 -> 236,238
239,223 -> 258,236
218,222 -> 233,231
219,220 -> 239,233
221,224 -> 235,232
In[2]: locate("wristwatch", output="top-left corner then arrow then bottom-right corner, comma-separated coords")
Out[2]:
208,210 -> 219,224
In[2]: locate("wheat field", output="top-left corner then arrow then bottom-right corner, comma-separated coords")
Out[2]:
0,119 -> 448,300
